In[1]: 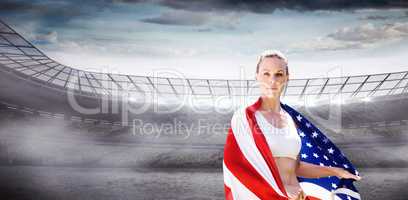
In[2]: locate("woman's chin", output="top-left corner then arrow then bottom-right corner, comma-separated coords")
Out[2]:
263,92 -> 280,98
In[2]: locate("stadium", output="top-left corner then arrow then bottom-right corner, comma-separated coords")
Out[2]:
1,13 -> 408,200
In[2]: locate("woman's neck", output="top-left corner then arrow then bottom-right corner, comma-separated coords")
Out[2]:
260,96 -> 281,113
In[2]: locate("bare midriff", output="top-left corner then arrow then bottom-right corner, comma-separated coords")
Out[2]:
274,156 -> 303,197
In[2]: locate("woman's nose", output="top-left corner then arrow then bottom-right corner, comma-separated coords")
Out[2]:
271,75 -> 283,82
269,76 -> 278,83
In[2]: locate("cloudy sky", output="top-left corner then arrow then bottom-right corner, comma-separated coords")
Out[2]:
1,0 -> 408,79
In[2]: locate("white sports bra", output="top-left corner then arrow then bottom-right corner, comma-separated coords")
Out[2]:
255,108 -> 301,160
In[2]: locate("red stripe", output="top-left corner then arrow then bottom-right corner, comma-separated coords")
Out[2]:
224,184 -> 233,200
224,128 -> 287,200
246,97 -> 288,197
305,195 -> 321,200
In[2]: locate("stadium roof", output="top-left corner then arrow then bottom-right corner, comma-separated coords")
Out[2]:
1,20 -> 408,104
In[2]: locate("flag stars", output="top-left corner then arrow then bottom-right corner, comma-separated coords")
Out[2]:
289,111 -> 354,195
312,131 -> 318,138
328,147 -> 335,154
299,132 -> 305,137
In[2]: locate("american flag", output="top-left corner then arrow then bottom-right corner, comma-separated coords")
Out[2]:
281,103 -> 360,200
223,97 -> 361,200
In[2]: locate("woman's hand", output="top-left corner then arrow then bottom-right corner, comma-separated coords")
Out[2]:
331,167 -> 361,181
286,184 -> 305,200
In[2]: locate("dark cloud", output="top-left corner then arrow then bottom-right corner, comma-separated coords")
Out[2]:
360,15 -> 391,20
327,22 -> 408,43
290,21 -> 408,51
120,0 -> 408,13
33,31 -> 58,45
0,0 -> 81,16
140,11 -> 208,26
2,0 -> 407,24
0,0 -> 111,27
0,1 -> 33,11
195,28 -> 212,32
140,9 -> 241,29
359,12 -> 408,21
2,0 -> 407,32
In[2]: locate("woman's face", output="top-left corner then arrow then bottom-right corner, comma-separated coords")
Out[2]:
256,57 -> 289,98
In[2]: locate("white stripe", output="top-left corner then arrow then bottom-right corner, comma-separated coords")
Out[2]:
334,188 -> 361,200
230,107 -> 286,197
300,182 -> 342,200
223,161 -> 260,200
223,161 -> 233,188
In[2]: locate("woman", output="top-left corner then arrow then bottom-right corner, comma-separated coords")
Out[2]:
223,50 -> 361,200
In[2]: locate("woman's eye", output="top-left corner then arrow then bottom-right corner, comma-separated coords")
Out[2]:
263,72 -> 270,76
275,73 -> 283,77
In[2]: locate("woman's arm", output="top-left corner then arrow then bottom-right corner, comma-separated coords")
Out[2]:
295,156 -> 361,180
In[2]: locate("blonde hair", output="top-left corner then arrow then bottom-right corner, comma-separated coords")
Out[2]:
256,50 -> 289,74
